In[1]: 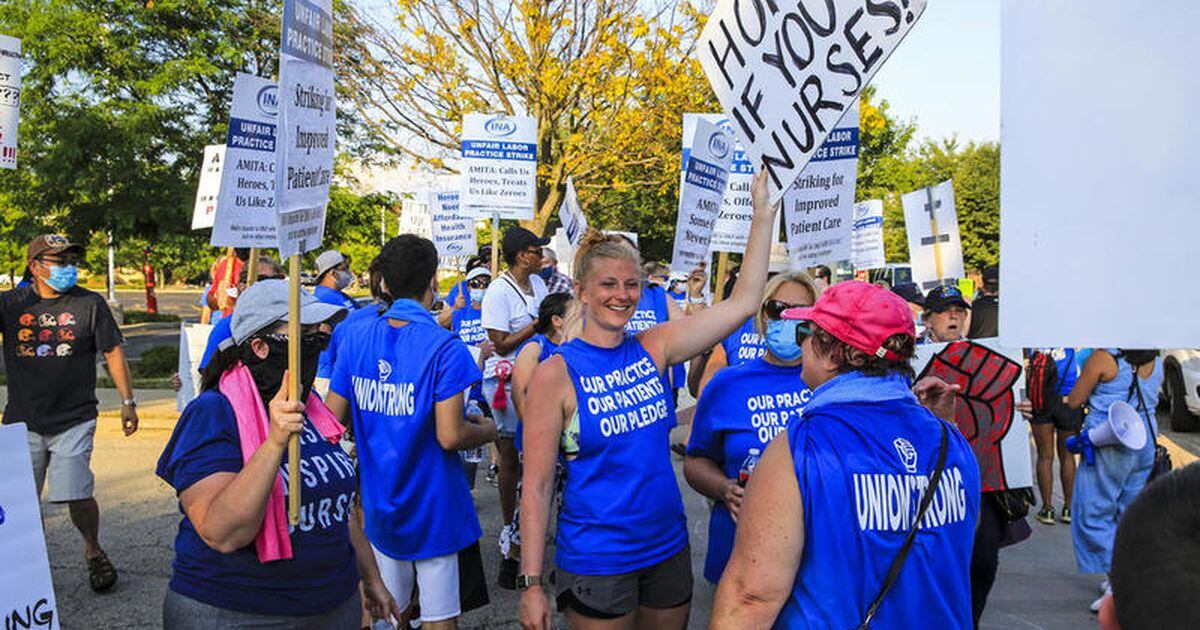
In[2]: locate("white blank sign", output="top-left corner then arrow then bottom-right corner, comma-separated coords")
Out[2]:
1000,1 -> 1200,349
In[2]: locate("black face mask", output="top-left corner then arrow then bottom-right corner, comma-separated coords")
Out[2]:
241,333 -> 330,403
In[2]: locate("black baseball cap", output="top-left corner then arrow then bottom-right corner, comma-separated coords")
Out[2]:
891,282 -> 925,306
982,265 -> 999,288
924,285 -> 970,312
501,227 -> 550,257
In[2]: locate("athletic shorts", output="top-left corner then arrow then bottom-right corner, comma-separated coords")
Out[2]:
555,545 -> 693,619
27,419 -> 97,502
371,541 -> 488,623
1030,400 -> 1084,432
481,378 -> 519,438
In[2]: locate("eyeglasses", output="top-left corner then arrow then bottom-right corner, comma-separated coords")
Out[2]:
467,278 -> 490,289
523,248 -> 544,257
37,255 -> 82,266
794,321 -> 813,345
762,299 -> 807,321
259,331 -> 331,350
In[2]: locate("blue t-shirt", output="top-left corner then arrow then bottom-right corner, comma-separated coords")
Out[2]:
155,390 -> 360,615
198,317 -> 233,371
687,358 -> 811,583
624,284 -> 685,389
667,289 -> 687,311
452,305 -> 487,347
775,372 -> 980,629
556,335 -> 687,575
720,318 -> 765,367
313,285 -> 359,310
330,315 -> 483,560
445,281 -> 468,308
318,302 -> 384,379
514,333 -> 560,452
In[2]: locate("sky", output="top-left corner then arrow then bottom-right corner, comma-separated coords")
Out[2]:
868,0 -> 1000,145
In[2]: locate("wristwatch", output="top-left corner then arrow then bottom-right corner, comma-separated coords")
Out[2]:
122,398 -> 138,408
516,574 -> 543,590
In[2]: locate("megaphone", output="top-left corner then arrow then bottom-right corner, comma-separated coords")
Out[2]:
1066,401 -> 1148,465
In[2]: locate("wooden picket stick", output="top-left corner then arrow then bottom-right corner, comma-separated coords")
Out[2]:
219,247 -> 237,311
287,254 -> 302,525
713,252 -> 730,305
490,211 -> 500,277
245,247 -> 260,286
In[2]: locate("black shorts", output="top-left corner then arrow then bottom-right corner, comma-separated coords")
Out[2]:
1030,400 -> 1084,432
556,545 -> 693,619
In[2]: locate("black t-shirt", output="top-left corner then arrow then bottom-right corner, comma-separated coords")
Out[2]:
967,293 -> 999,339
0,286 -> 123,434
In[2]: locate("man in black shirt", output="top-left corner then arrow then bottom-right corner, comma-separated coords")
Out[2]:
0,234 -> 139,592
967,265 -> 999,339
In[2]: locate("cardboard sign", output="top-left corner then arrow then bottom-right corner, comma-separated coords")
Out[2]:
0,423 -> 60,629
851,199 -> 885,270
0,35 -> 20,169
212,73 -> 278,247
1001,1 -> 1200,348
697,0 -> 925,204
190,145 -> 226,230
176,323 -> 213,411
429,190 -> 476,260
914,341 -> 1033,492
460,113 -> 537,220
558,176 -> 588,247
783,101 -> 860,268
902,180 -> 963,290
671,119 -> 734,274
275,0 -> 335,257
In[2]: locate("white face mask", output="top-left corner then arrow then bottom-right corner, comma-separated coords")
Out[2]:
469,288 -> 486,304
333,269 -> 353,291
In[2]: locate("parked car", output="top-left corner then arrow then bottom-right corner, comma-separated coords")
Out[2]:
1160,349 -> 1200,431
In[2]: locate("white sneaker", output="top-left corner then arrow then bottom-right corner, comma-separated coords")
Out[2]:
1090,586 -> 1112,613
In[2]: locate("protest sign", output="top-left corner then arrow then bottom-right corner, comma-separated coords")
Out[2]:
0,35 -> 19,169
782,101 -> 860,268
558,176 -> 588,247
851,199 -> 885,270
211,73 -> 278,248
914,341 -> 1033,491
398,199 -> 433,239
460,113 -> 537,220
275,0 -> 335,258
902,180 -> 963,290
176,323 -> 213,411
0,424 -> 59,630
190,145 -> 226,230
671,119 -> 734,274
1002,1 -> 1200,348
681,114 -> 755,254
429,190 -> 476,260
697,0 -> 925,204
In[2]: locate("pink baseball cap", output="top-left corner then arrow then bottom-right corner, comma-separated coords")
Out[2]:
781,281 -> 916,361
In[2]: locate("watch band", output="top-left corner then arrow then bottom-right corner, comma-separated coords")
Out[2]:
516,574 -> 543,590
122,398 -> 138,408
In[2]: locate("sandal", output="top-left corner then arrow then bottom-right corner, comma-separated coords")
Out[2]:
87,551 -> 118,592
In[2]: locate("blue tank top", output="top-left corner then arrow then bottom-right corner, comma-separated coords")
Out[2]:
776,372 -> 980,629
720,317 -> 766,366
452,305 -> 487,347
513,333 -> 560,453
1086,351 -> 1162,438
556,335 -> 687,575
625,284 -> 685,389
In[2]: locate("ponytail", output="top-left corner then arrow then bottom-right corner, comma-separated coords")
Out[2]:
573,230 -> 640,284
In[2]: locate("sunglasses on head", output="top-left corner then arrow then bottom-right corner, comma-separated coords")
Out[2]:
762,299 -> 807,321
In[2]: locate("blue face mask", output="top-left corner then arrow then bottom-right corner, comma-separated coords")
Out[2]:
469,288 -> 486,304
46,264 -> 78,293
538,267 -> 554,281
765,319 -> 803,361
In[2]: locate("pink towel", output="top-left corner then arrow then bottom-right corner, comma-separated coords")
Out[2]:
219,363 -> 345,562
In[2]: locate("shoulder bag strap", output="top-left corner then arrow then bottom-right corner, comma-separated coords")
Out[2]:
500,273 -> 530,308
858,421 -> 950,630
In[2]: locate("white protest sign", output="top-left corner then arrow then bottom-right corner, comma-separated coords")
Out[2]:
0,423 -> 60,629
681,114 -> 755,254
460,113 -> 537,220
398,199 -> 432,238
176,323 -> 214,411
783,101 -> 860,268
190,145 -> 226,230
275,0 -> 335,258
671,119 -> 734,274
558,176 -> 588,247
0,35 -> 20,169
429,190 -> 476,260
211,73 -> 279,247
698,0 -> 925,204
913,341 -> 1033,491
1001,1 -> 1200,348
902,180 -> 963,290
850,198 -> 885,270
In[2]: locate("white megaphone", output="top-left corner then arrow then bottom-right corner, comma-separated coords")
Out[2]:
1066,401 -> 1148,466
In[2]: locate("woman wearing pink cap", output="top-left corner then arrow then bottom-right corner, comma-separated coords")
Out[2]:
711,281 -> 982,629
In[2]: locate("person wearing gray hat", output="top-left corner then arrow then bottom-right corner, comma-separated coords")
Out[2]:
156,279 -> 401,628
313,250 -> 359,311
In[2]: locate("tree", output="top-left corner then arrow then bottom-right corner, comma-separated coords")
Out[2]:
336,0 -> 714,237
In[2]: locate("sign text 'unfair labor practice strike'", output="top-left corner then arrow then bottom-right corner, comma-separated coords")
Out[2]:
698,0 -> 925,204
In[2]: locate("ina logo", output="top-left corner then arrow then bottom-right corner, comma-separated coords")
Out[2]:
378,359 -> 392,382
707,131 -> 730,159
714,118 -> 736,137
854,204 -> 869,220
893,437 -> 918,474
257,85 -> 279,117
484,115 -> 517,137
